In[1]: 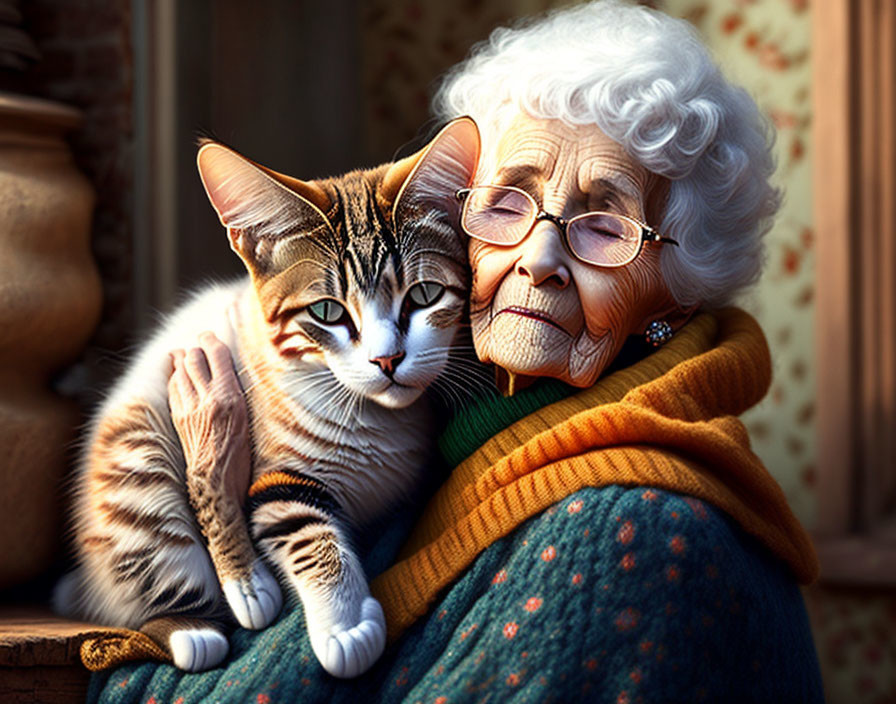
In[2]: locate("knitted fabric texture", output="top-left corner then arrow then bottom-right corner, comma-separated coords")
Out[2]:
370,308 -> 819,640
87,487 -> 823,703
81,629 -> 169,671
80,307 -> 817,677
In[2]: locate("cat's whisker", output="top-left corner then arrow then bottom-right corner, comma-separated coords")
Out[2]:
439,364 -> 496,389
434,375 -> 493,402
329,389 -> 361,448
429,378 -> 467,413
68,121 -> 482,679
344,391 -> 363,432
294,383 -> 344,416
431,376 -> 461,410
442,352 -> 492,369
416,347 -> 481,362
416,345 -> 468,355
280,372 -> 339,396
443,362 -> 491,378
329,382 -> 353,411
432,369 -> 497,405
293,374 -> 340,396
444,370 -> 495,390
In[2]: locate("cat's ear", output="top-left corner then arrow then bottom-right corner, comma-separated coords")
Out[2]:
197,141 -> 333,273
383,116 -> 480,227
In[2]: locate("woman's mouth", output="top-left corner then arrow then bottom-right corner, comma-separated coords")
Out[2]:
497,306 -> 570,335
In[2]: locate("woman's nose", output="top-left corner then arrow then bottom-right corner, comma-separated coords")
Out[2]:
514,222 -> 571,288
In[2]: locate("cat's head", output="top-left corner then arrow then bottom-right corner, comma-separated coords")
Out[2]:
197,118 -> 480,409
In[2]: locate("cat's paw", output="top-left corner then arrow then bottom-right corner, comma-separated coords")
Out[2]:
169,627 -> 229,672
312,597 -> 387,679
222,561 -> 283,630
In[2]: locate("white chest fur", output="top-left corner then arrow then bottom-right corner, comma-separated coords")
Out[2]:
246,365 -> 434,528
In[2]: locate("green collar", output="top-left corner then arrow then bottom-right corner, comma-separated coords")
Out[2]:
437,377 -> 577,467
436,336 -> 654,467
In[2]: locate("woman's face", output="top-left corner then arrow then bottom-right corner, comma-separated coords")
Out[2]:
469,114 -> 680,388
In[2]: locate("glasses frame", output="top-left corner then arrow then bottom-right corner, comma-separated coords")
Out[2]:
455,185 -> 678,269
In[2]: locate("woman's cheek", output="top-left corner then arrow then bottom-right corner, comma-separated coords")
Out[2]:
469,243 -> 515,307
577,266 -> 646,340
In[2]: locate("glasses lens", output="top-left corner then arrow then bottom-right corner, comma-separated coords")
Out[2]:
568,214 -> 641,266
461,186 -> 534,245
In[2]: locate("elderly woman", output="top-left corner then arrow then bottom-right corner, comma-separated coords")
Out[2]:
87,2 -> 822,702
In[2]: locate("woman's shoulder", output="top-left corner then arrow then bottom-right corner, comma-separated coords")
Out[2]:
466,484 -> 823,701
524,484 -> 801,600
373,484 -> 823,703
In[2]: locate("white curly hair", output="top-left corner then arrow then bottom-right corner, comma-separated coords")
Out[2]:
433,0 -> 781,309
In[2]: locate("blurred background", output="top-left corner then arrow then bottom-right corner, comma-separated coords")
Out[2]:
0,0 -> 892,701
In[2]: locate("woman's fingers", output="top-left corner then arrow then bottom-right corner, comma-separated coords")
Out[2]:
167,351 -> 182,407
170,348 -> 186,370
199,331 -> 239,388
168,349 -> 199,409
185,346 -> 213,392
169,333 -> 241,410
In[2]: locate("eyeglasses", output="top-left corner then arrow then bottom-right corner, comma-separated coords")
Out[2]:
455,185 -> 678,268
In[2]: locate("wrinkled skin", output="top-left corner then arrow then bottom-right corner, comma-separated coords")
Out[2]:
469,114 -> 690,388
170,115 -> 694,508
158,114 -> 700,682
169,333 -> 251,509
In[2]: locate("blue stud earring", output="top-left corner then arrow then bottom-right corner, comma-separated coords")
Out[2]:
645,320 -> 674,347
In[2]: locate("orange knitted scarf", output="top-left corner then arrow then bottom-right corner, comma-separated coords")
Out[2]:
370,308 -> 819,640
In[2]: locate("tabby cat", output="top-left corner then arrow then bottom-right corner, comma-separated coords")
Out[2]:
55,118 -> 481,678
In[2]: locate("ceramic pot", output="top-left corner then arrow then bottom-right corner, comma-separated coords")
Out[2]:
0,92 -> 100,587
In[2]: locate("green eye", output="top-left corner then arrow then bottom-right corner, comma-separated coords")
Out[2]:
408,282 -> 445,308
308,299 -> 346,324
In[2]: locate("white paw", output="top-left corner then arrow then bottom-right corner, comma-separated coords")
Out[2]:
222,561 -> 283,630
312,597 -> 387,679
169,628 -> 229,672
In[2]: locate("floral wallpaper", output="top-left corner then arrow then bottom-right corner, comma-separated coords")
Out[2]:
654,5 -> 893,703
361,0 -> 568,165
362,1 -> 817,529
804,585 -> 896,704
361,2 -> 894,702
660,0 -> 817,540
363,0 -> 817,523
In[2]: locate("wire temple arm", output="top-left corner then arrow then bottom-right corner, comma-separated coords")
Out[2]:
645,227 -> 679,246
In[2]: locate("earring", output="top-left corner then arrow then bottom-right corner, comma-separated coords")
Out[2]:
645,320 -> 674,347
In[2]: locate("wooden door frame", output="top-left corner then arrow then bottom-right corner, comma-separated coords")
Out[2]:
812,0 -> 896,584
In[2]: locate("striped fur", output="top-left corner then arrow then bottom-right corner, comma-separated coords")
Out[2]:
57,119 -> 481,676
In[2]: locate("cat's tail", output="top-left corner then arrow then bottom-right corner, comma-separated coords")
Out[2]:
52,570 -> 83,618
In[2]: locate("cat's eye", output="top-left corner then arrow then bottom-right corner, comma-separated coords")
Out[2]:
407,282 -> 444,308
307,299 -> 346,324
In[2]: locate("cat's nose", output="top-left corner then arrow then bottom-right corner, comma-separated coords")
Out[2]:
370,352 -> 405,377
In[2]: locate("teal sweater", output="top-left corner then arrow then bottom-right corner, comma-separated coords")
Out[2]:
88,383 -> 824,703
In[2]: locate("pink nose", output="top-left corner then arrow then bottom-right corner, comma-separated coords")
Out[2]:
370,352 -> 405,376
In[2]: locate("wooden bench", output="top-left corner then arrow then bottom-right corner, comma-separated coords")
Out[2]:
0,605 -> 111,703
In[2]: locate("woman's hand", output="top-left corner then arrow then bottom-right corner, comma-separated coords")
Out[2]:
168,331 -> 251,506
168,333 -> 283,631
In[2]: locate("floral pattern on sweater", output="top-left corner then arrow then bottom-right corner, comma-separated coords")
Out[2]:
88,486 -> 822,704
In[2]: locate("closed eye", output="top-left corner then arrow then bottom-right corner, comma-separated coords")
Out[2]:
572,214 -> 638,242
488,204 -> 529,217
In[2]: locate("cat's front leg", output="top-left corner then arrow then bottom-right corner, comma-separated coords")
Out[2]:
248,478 -> 386,678
169,335 -> 282,630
